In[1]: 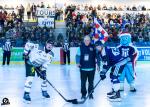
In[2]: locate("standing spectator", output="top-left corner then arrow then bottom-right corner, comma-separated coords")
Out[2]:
0,11 -> 6,28
11,11 -> 17,20
31,3 -> 36,20
41,2 -> 45,8
62,39 -> 70,65
76,36 -> 98,99
26,3 -> 31,20
2,38 -> 12,66
20,4 -> 25,20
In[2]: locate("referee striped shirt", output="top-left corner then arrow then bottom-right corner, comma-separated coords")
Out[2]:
2,41 -> 12,51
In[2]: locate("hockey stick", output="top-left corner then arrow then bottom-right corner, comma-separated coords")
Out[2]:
35,68 -> 77,104
72,78 -> 102,104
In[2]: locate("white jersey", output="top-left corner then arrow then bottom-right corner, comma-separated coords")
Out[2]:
24,42 -> 53,70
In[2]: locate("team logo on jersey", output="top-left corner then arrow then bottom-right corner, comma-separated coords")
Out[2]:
122,48 -> 129,57
31,67 -> 35,73
112,48 -> 120,56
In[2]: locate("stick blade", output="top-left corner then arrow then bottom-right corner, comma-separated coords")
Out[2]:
67,99 -> 78,104
72,99 -> 85,104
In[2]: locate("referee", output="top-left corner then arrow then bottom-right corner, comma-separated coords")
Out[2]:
2,38 -> 12,66
62,39 -> 70,65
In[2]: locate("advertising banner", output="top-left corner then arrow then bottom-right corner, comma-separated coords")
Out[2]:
0,48 -> 24,62
137,47 -> 150,61
36,8 -> 55,17
0,47 -> 149,64
38,17 -> 55,28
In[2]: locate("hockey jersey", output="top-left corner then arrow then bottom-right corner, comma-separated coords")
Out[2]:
117,44 -> 138,69
99,46 -> 130,72
24,42 -> 53,70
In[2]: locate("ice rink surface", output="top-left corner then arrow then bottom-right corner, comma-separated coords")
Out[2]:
0,62 -> 150,107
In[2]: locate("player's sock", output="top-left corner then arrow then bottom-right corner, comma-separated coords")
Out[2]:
119,83 -> 124,91
23,76 -> 33,103
41,82 -> 50,98
42,91 -> 50,98
23,92 -> 31,103
41,80 -> 50,98
108,91 -> 121,102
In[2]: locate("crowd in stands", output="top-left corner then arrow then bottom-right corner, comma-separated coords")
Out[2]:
0,3 -> 150,47
0,21 -> 69,47
65,5 -> 150,46
0,2 -> 63,21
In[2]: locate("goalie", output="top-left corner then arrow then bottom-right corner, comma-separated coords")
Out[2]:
23,39 -> 54,103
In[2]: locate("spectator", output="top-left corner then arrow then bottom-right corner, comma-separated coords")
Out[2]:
31,3 -> 36,20
57,33 -> 64,43
41,2 -> 45,8
26,3 -> 31,20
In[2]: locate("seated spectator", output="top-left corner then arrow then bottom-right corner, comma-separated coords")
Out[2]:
132,6 -> 137,11
57,33 -> 64,43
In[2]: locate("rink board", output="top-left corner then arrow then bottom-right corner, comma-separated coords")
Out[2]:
0,47 -> 150,64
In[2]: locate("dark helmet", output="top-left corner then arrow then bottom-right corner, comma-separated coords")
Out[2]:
46,39 -> 53,45
45,39 -> 53,53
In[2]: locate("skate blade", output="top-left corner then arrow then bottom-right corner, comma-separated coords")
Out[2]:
107,94 -> 115,97
23,99 -> 31,104
119,89 -> 124,92
108,98 -> 122,102
42,96 -> 50,99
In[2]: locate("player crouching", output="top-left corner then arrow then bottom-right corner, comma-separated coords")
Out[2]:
23,39 -> 54,103
95,41 -> 134,102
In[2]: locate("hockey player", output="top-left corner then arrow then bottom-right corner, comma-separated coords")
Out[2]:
95,41 -> 134,102
23,39 -> 54,103
118,32 -> 138,92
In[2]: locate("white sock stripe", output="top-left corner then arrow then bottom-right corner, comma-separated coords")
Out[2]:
41,84 -> 47,87
41,87 -> 47,91
114,66 -> 119,76
25,86 -> 31,88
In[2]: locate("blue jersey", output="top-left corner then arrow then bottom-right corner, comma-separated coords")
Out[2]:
118,45 -> 138,62
100,47 -> 123,67
98,46 -> 131,74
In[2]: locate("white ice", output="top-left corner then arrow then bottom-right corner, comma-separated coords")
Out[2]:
0,62 -> 150,107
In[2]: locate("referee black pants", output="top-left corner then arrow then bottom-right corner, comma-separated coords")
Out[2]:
80,70 -> 95,96
3,51 -> 11,65
63,50 -> 70,64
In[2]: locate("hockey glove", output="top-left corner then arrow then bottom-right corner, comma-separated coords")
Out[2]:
23,53 -> 29,60
36,69 -> 46,80
100,71 -> 106,80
